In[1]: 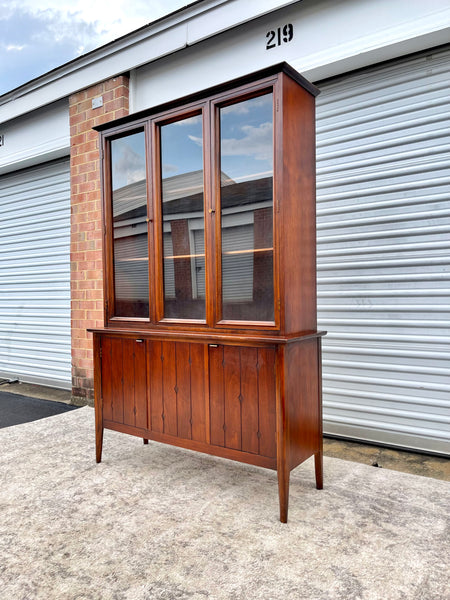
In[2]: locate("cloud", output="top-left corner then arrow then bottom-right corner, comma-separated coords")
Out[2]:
6,44 -> 26,51
0,0 -> 187,95
221,122 -> 273,162
221,95 -> 272,116
0,4 -> 100,93
162,163 -> 179,176
173,115 -> 202,127
112,143 -> 146,189
188,135 -> 203,147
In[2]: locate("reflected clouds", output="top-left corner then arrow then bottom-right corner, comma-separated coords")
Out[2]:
221,121 -> 273,161
111,133 -> 146,190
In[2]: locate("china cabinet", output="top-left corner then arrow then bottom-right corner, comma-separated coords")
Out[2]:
90,63 -> 325,522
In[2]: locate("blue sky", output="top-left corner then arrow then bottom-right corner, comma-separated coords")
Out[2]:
0,0 -> 190,96
110,95 -> 274,190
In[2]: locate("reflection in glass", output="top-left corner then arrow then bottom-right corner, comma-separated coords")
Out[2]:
160,114 -> 206,320
220,93 -> 274,322
111,131 -> 149,317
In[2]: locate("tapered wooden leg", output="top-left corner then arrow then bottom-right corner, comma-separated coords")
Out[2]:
277,464 -> 290,523
314,451 -> 323,489
93,333 -> 104,464
95,419 -> 103,464
143,438 -> 148,445
315,338 -> 324,490
276,345 -> 290,523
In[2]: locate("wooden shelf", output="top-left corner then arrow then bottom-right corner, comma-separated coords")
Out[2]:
117,248 -> 273,262
222,247 -> 273,256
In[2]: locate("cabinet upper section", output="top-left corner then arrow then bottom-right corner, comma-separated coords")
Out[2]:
96,63 -> 319,336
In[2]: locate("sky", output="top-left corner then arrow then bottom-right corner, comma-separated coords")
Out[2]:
0,0 -> 191,96
111,94 -> 273,191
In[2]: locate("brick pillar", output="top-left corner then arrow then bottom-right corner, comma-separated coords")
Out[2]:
69,75 -> 129,404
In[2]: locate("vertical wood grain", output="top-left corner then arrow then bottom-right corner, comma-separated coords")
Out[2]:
240,347 -> 259,454
134,340 -> 148,430
223,346 -> 241,451
190,343 -> 207,443
209,345 -> 225,447
101,336 -> 113,422
122,338 -> 136,427
152,121 -> 165,323
162,341 -> 178,436
258,347 -> 277,458
176,342 -> 192,440
111,338 -> 124,423
287,338 -> 320,470
149,340 -> 163,433
280,73 -> 317,334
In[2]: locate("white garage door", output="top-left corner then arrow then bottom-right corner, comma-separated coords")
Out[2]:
0,159 -> 71,389
316,45 -> 450,455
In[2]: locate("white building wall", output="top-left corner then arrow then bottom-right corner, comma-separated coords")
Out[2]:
132,0 -> 450,112
0,100 -> 69,175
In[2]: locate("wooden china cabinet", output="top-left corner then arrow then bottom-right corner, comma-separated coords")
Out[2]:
90,63 -> 325,522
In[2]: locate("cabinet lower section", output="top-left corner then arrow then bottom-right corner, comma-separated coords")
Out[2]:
92,330 -> 324,522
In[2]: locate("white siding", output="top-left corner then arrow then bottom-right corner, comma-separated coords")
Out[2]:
0,159 -> 71,389
316,45 -> 450,455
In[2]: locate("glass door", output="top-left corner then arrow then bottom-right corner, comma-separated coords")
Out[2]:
217,92 -> 275,323
157,110 -> 207,321
110,130 -> 149,318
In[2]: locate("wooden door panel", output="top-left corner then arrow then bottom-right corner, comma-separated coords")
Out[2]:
240,347 -> 259,455
209,345 -> 276,458
257,347 -> 276,458
209,345 -> 225,447
149,340 -> 164,433
100,336 -> 149,430
101,336 -> 113,422
134,340 -> 148,430
147,340 -> 208,441
161,341 -> 178,436
122,338 -> 136,427
223,346 -> 241,451
111,338 -> 124,423
176,342 -> 192,440
190,343 -> 207,443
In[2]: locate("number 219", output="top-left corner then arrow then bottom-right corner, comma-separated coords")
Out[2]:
266,24 -> 294,50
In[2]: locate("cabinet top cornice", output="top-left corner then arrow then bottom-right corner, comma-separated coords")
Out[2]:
93,62 -> 320,133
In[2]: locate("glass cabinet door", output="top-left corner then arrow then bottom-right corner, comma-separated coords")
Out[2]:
110,131 -> 149,317
159,113 -> 206,321
219,92 -> 274,322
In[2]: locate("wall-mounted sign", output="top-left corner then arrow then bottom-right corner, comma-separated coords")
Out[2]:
92,96 -> 103,109
266,24 -> 294,50
0,134 -> 4,147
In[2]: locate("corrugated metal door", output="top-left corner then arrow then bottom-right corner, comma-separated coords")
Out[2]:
0,159 -> 71,389
316,45 -> 450,455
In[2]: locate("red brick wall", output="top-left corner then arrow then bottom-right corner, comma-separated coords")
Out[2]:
69,75 -> 129,403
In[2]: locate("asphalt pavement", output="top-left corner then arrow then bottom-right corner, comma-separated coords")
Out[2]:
0,390 -> 79,428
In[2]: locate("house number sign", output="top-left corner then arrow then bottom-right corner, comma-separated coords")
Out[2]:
266,24 -> 294,50
0,134 -> 4,147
